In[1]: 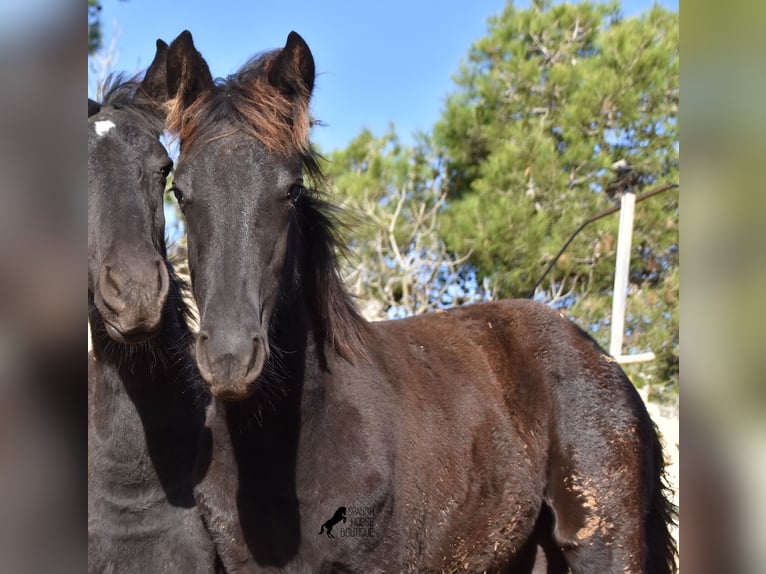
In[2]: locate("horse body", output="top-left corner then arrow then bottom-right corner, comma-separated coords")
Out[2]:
87,40 -> 218,574
197,298 -> 659,573
160,30 -> 676,573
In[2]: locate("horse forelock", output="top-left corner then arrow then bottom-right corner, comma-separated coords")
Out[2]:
168,50 -> 315,164
98,73 -> 166,136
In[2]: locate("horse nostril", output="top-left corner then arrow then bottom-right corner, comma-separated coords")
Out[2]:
156,259 -> 169,298
99,263 -> 125,313
195,331 -> 212,379
246,334 -> 267,377
252,335 -> 265,354
250,336 -> 260,367
104,265 -> 119,294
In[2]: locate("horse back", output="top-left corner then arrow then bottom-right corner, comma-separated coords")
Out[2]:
361,299 -> 664,571
346,301 -> 559,570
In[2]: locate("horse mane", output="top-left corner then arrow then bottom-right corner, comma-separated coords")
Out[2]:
166,49 -> 318,175
96,73 -> 166,135
295,190 -> 370,362
99,73 -> 142,107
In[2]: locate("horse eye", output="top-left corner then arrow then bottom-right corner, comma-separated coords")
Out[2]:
288,184 -> 304,204
172,186 -> 185,204
159,162 -> 173,180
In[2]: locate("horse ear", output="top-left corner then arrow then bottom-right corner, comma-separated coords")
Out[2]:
166,30 -> 214,110
88,99 -> 101,117
137,39 -> 169,103
268,31 -> 315,100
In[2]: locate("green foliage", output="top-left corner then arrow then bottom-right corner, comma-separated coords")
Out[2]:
88,0 -> 102,55
324,127 -> 491,319
431,0 -> 678,394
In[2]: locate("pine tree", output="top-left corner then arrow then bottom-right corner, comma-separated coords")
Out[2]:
432,0 -> 678,393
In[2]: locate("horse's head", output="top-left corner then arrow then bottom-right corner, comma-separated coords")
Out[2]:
165,31 -> 318,399
88,40 -> 173,344
167,32 -> 365,400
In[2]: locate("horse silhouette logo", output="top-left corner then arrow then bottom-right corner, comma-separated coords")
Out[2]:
318,506 -> 347,539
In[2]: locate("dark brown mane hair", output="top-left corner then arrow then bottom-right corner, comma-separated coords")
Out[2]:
166,49 -> 317,175
296,190 -> 370,363
97,73 -> 166,135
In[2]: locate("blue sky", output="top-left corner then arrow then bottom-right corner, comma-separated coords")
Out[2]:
89,0 -> 677,153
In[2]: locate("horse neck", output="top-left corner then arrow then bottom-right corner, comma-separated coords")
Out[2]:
88,279 -> 204,505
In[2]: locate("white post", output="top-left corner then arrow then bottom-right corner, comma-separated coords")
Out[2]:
609,191 -> 636,358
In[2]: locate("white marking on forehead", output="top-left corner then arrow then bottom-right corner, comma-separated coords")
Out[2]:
94,120 -> 116,136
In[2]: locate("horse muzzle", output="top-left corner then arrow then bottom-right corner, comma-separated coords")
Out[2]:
96,256 -> 170,344
195,326 -> 268,400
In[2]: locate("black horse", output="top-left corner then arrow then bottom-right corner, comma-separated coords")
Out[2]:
87,38 -> 218,574
163,31 -> 677,573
